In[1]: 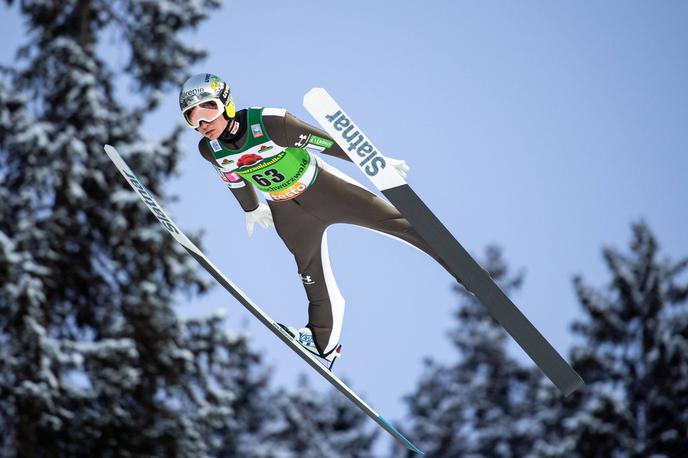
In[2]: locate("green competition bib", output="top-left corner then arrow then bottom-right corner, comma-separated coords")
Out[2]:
208,108 -> 319,201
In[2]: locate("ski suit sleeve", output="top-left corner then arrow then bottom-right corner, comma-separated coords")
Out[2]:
262,110 -> 353,163
198,139 -> 260,212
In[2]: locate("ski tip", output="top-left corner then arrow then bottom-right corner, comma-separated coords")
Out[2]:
303,87 -> 328,105
103,144 -> 121,163
377,415 -> 424,455
305,87 -> 326,96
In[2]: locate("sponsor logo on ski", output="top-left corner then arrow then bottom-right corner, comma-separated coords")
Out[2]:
221,158 -> 234,165
324,110 -> 386,177
122,170 -> 179,235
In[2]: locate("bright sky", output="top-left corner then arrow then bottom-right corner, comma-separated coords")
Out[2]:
3,0 -> 687,451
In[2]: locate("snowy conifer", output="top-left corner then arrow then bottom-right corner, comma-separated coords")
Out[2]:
259,374 -> 379,458
534,222 -> 688,457
0,0 -> 287,456
396,246 -> 543,457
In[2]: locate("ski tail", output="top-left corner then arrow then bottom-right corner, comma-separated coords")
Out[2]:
384,183 -> 584,396
378,416 -> 425,455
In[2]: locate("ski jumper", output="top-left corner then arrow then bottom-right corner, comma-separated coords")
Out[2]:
198,107 -> 458,356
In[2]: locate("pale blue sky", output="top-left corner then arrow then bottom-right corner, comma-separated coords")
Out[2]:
3,0 -> 687,450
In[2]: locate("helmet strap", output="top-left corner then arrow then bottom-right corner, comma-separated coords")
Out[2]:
225,117 -> 240,136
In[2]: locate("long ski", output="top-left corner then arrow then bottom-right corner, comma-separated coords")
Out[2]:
103,145 -> 425,455
303,88 -> 584,396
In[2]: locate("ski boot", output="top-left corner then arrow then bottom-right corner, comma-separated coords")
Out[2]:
278,324 -> 342,370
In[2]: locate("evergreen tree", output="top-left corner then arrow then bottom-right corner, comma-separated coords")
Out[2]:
261,375 -> 379,458
0,0 -> 285,456
396,246 -> 543,457
534,221 -> 688,457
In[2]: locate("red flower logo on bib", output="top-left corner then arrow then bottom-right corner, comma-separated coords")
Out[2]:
237,154 -> 262,167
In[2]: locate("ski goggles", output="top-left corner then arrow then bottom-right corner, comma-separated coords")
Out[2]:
182,99 -> 224,128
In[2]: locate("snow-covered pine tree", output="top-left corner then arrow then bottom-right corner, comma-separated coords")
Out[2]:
260,374 -> 379,458
534,221 -> 688,457
177,313 -> 274,457
395,246 -> 543,457
0,0 -> 284,456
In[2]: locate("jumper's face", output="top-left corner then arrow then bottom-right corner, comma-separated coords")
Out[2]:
196,111 -> 229,140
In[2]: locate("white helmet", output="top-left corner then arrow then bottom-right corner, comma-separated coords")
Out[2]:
179,73 -> 235,127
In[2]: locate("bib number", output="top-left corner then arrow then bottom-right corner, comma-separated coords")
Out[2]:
252,169 -> 285,186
